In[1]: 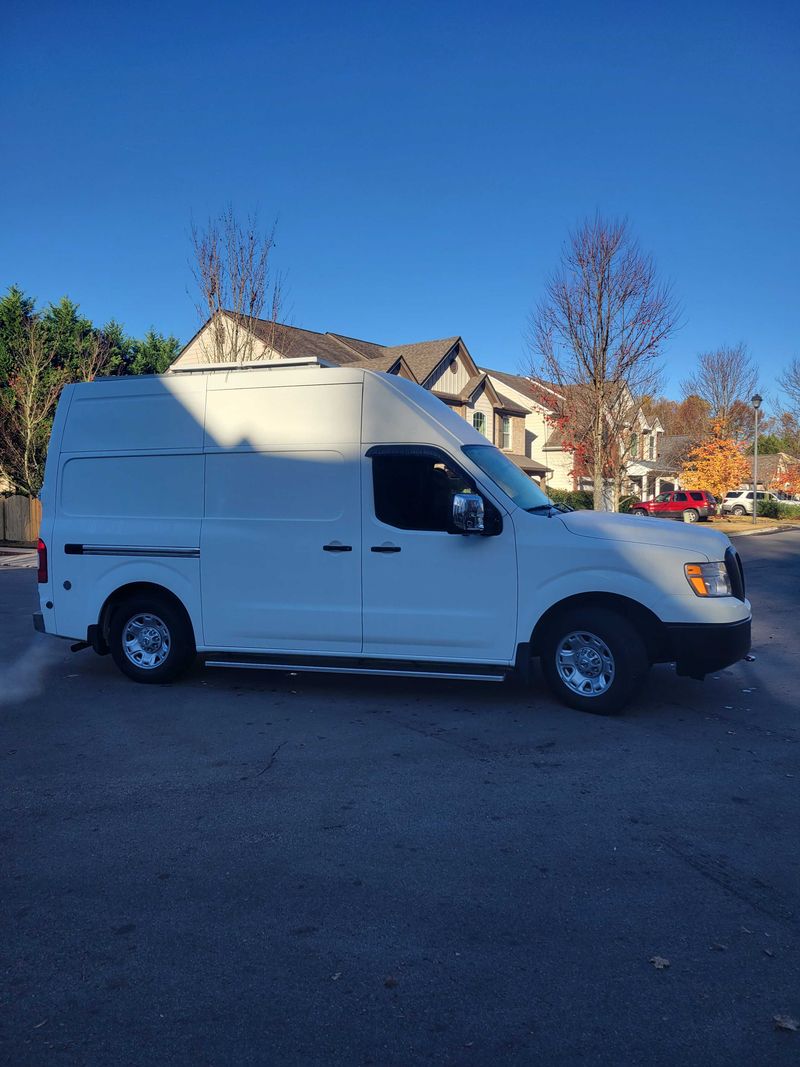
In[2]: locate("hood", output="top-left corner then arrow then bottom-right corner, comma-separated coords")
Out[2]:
557,509 -> 731,560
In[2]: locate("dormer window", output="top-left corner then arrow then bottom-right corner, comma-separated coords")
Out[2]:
473,411 -> 487,437
648,434 -> 655,460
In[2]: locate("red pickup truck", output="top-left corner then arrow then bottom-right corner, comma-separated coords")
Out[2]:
631,490 -> 717,523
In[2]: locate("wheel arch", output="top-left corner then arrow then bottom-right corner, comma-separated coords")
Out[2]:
529,592 -> 670,663
96,582 -> 196,653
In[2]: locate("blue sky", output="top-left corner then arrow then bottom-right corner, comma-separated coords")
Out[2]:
2,0 -> 798,400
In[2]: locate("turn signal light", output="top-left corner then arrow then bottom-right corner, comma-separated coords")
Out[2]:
684,561 -> 731,597
37,538 -> 48,584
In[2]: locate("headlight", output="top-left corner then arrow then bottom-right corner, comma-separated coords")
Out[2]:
684,562 -> 732,597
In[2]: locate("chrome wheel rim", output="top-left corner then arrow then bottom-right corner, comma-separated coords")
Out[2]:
556,630 -> 615,697
122,613 -> 171,670
685,510 -> 698,522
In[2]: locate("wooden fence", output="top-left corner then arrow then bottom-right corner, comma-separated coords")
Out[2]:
0,495 -> 42,543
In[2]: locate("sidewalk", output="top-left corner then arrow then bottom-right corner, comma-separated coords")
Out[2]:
0,545 -> 36,568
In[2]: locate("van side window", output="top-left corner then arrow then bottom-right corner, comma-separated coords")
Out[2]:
371,454 -> 474,532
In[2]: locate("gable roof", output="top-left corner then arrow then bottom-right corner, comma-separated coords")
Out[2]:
389,337 -> 461,384
193,314 -> 464,384
748,451 -> 800,485
177,315 -> 531,420
242,319 -> 353,364
481,367 -> 558,408
494,389 -> 531,417
327,333 -> 387,362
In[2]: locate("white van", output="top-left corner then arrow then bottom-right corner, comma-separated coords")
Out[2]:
34,361 -> 751,713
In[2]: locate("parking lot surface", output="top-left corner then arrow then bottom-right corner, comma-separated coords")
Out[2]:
1,532 -> 799,1065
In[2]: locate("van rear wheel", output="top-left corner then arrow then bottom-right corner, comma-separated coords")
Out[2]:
109,594 -> 195,684
539,607 -> 650,714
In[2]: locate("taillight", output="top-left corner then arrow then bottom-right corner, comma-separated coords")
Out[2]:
37,538 -> 48,584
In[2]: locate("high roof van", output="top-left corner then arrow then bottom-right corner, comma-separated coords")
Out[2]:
34,360 -> 751,713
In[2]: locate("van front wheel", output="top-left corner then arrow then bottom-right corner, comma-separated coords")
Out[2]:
109,595 -> 195,684
540,607 -> 649,714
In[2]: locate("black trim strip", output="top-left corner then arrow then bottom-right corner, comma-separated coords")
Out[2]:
365,444 -> 451,460
64,544 -> 199,559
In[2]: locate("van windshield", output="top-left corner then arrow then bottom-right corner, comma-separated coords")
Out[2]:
462,445 -> 551,511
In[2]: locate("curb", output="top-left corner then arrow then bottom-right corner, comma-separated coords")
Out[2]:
727,524 -> 800,537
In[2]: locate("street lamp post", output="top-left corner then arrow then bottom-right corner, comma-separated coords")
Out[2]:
752,393 -> 763,525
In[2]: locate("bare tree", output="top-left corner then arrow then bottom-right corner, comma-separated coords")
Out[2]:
0,320 -> 66,496
73,332 -> 113,382
191,207 -> 284,363
681,344 -> 758,439
529,216 -> 678,510
779,357 -> 800,416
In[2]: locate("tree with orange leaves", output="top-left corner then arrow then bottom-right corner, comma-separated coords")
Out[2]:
678,421 -> 751,502
779,462 -> 800,498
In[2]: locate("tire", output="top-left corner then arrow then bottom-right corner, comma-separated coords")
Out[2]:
539,607 -> 650,714
632,508 -> 648,517
109,594 -> 195,684
732,506 -> 746,517
684,508 -> 699,523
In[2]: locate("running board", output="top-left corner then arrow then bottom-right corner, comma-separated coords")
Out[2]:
204,658 -> 507,683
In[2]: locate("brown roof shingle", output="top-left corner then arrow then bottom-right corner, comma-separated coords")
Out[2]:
385,338 -> 459,384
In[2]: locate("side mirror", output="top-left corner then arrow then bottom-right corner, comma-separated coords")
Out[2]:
452,492 -> 485,534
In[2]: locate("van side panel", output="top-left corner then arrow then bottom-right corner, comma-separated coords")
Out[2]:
47,375 -> 206,641
200,377 -> 363,652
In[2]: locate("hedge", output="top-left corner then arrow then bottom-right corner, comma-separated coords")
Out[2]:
753,500 -> 800,520
548,488 -> 594,510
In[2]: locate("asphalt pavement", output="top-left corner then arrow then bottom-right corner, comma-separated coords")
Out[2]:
1,531 -> 799,1065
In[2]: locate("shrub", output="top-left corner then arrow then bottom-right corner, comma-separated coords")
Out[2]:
548,488 -> 594,510
749,500 -> 800,520
757,499 -> 781,519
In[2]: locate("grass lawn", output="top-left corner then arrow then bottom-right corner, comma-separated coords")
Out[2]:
708,515 -> 800,535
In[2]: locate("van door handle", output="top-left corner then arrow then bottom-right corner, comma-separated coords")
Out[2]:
371,544 -> 401,553
323,542 -> 352,552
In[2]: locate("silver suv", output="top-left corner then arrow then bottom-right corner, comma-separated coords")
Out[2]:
721,490 -> 779,516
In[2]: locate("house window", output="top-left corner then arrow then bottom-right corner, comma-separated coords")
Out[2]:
501,416 -> 511,450
630,432 -> 638,457
370,451 -> 485,532
472,411 -> 487,437
648,434 -> 655,460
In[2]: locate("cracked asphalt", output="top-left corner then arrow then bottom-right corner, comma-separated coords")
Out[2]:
1,531 -> 799,1065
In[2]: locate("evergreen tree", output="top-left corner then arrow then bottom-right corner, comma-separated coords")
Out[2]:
130,330 -> 182,375
0,285 -> 36,386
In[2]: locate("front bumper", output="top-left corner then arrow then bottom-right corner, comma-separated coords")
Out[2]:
666,617 -> 751,679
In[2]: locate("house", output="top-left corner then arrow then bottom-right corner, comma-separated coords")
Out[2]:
479,368 -> 573,490
478,368 -> 690,500
744,451 -> 800,493
625,412 -> 693,500
171,313 -> 549,480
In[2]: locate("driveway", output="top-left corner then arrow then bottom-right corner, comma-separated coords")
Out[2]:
1,532 -> 799,1065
